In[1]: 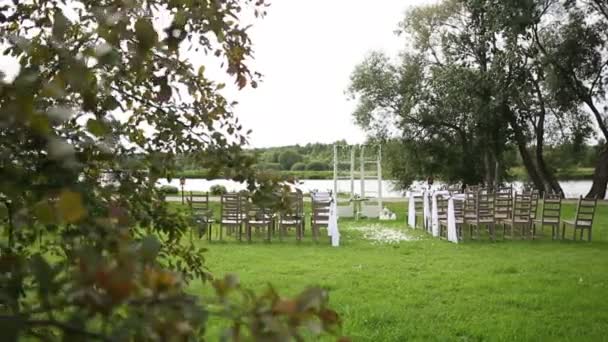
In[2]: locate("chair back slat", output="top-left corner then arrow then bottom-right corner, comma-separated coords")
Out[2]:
221,193 -> 245,222
477,190 -> 495,221
413,195 -> 424,212
512,193 -> 532,222
541,194 -> 561,223
495,186 -> 513,220
523,190 -> 539,220
437,195 -> 448,217
575,197 -> 598,226
188,192 -> 210,214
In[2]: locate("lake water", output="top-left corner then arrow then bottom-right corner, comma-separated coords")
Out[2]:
158,179 -> 602,199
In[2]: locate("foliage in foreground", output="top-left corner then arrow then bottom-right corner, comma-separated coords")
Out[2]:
0,1 -> 343,340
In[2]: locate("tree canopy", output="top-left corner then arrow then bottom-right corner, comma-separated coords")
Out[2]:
349,0 -> 608,197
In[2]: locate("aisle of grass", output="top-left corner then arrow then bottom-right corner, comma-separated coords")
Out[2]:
186,201 -> 608,341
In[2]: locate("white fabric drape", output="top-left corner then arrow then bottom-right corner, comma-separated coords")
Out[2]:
327,196 -> 340,247
423,191 -> 431,232
408,191 -> 416,228
447,194 -> 465,243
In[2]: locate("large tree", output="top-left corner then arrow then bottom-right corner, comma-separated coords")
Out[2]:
349,0 -> 570,195
0,1 -> 341,340
534,0 -> 608,198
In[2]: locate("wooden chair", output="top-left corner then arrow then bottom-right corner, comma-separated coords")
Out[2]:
502,193 -> 532,240
465,189 -> 496,240
245,203 -> 273,243
562,197 -> 598,242
527,190 -> 540,222
436,194 -> 449,239
413,194 -> 425,229
446,184 -> 463,194
533,194 -> 562,240
494,186 -> 513,222
279,191 -> 304,241
219,193 -> 245,241
311,194 -> 331,242
439,195 -> 464,240
187,192 -> 214,241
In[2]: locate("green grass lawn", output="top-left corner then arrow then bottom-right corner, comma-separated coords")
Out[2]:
185,201 -> 608,341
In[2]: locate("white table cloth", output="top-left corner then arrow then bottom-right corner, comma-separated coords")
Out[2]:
431,190 -> 451,237
446,194 -> 465,243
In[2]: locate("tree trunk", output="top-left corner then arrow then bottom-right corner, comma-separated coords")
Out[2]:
582,98 -> 608,199
501,105 -> 546,191
531,75 -> 564,197
585,146 -> 608,199
535,146 -> 564,196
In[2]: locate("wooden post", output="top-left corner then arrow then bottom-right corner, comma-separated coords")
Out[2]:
378,144 -> 383,211
350,146 -> 355,199
333,145 -> 338,196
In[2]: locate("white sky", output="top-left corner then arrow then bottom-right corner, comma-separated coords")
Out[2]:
221,0 -> 432,148
0,0 -> 433,148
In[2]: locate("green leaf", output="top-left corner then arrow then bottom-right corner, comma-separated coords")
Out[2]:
30,254 -> 54,296
135,18 -> 158,50
104,96 -> 120,111
52,10 -> 70,39
87,118 -> 109,137
159,83 -> 172,102
57,190 -> 86,223
140,236 -> 161,261
174,10 -> 188,27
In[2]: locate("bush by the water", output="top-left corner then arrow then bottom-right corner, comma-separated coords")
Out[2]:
291,162 -> 307,171
255,162 -> 281,171
160,185 -> 179,194
210,184 -> 228,196
306,160 -> 330,171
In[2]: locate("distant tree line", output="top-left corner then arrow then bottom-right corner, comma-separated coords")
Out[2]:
176,139 -> 601,183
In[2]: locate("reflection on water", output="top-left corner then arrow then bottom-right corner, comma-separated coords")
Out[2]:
158,179 -> 602,199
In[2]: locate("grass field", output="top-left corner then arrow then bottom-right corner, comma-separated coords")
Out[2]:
184,201 -> 608,341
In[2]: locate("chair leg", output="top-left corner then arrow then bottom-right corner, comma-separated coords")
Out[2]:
588,228 -> 592,242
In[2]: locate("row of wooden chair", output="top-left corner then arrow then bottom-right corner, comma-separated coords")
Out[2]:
413,187 -> 598,242
187,191 -> 332,243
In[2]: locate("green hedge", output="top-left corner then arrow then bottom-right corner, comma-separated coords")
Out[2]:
159,185 -> 179,194
291,162 -> 307,171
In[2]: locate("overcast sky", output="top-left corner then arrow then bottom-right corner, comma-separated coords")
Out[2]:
219,0 -> 432,148
0,0 -> 434,148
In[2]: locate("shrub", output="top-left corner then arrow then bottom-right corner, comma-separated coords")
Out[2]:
210,184 -> 228,196
159,185 -> 179,194
255,162 -> 281,171
307,160 -> 330,171
291,162 -> 307,171
278,150 -> 303,170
